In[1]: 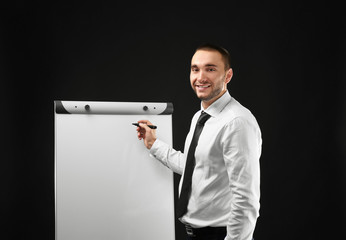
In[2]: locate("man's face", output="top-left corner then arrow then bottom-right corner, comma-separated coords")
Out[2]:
190,50 -> 232,108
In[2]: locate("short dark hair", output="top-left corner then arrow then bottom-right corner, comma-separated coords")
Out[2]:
195,43 -> 231,70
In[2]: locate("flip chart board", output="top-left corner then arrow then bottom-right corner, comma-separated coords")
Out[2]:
54,101 -> 175,240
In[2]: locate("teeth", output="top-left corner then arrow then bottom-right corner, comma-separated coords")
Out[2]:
197,85 -> 210,88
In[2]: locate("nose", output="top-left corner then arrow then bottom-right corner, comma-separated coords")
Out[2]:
197,70 -> 207,82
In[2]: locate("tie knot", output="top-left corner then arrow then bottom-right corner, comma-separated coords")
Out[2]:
197,111 -> 211,125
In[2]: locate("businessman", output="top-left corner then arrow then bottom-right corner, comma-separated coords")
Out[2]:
136,43 -> 262,240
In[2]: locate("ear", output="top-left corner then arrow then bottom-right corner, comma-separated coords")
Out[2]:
225,68 -> 233,84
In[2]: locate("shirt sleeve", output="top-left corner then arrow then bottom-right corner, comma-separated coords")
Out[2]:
222,117 -> 262,240
149,139 -> 186,175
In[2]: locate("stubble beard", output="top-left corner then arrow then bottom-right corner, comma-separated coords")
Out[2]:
197,84 -> 223,103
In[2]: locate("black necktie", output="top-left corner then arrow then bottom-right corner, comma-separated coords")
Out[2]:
177,111 -> 211,218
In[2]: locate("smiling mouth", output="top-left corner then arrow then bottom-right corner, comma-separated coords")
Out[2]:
196,84 -> 211,89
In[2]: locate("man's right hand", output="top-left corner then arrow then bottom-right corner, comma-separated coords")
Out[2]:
136,120 -> 157,149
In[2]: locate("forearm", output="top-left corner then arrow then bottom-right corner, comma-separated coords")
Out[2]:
225,153 -> 260,240
225,194 -> 259,240
149,139 -> 185,175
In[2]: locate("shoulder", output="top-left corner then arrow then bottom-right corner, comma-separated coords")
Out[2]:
226,97 -> 252,118
220,97 -> 260,131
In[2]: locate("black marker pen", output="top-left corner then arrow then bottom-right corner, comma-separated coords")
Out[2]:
132,123 -> 157,129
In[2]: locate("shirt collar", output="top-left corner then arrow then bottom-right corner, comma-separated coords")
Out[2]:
201,91 -> 232,117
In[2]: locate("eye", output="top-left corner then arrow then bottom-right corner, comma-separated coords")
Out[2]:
191,68 -> 199,72
206,68 -> 216,72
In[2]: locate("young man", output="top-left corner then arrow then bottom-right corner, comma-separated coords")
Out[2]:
136,43 -> 262,240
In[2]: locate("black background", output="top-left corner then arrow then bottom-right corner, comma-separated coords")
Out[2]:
1,2 -> 345,240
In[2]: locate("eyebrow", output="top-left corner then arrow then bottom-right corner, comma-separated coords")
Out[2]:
191,63 -> 218,68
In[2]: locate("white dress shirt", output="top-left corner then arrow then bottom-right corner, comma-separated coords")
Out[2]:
150,91 -> 262,240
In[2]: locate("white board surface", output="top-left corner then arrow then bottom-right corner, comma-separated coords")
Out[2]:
55,101 -> 175,240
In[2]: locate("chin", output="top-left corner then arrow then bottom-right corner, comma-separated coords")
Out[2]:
196,88 -> 225,103
196,90 -> 211,99
197,94 -> 212,102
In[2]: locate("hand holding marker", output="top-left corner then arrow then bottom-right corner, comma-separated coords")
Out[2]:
132,123 -> 157,129
132,105 -> 158,129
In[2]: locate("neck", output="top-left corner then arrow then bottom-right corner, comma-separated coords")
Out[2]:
202,89 -> 227,109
